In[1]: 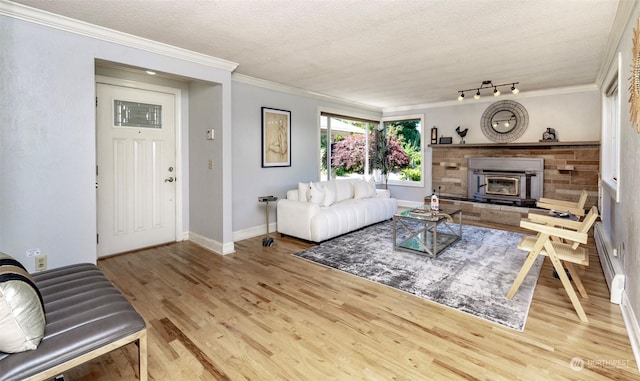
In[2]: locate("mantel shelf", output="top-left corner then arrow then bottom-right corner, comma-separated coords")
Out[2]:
429,141 -> 600,149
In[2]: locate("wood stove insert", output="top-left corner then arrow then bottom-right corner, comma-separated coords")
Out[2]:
467,157 -> 544,207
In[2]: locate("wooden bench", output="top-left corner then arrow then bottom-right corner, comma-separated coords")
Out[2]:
0,264 -> 147,381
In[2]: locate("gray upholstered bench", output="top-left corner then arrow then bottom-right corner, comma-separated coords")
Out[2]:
0,263 -> 147,381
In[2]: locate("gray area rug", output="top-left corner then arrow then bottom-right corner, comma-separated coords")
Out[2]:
293,220 -> 543,331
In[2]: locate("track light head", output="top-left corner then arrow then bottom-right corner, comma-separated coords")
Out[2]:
457,80 -> 519,100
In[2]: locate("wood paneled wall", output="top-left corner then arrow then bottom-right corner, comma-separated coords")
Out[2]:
431,142 -> 600,208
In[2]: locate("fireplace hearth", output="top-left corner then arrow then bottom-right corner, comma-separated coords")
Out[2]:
468,157 -> 544,206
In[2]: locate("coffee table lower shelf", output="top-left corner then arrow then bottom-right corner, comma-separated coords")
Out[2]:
392,209 -> 462,258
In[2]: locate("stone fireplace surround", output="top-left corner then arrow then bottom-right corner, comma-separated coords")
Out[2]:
429,141 -> 599,227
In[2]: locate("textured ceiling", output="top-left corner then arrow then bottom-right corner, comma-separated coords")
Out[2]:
12,0 -> 620,109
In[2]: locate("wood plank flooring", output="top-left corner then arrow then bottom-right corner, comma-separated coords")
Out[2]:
62,223 -> 639,380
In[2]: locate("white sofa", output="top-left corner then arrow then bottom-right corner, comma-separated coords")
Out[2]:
277,178 -> 397,242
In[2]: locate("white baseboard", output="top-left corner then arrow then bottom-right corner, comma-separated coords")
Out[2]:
621,290 -> 640,373
397,199 -> 423,209
233,222 -> 277,242
188,231 -> 235,255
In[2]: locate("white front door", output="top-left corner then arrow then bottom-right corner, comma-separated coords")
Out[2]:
96,83 -> 177,257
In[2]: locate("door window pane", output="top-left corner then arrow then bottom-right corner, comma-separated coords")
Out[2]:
114,100 -> 162,128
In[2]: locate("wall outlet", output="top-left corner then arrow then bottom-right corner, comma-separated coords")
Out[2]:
208,160 -> 213,169
35,255 -> 47,271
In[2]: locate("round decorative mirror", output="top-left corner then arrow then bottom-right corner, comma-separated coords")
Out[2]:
480,100 -> 529,143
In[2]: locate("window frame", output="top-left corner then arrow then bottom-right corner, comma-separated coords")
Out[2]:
601,52 -> 621,203
319,110 -> 380,181
380,114 -> 425,188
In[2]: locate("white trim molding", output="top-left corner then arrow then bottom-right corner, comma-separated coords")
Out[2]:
189,231 -> 235,256
233,222 -> 278,243
383,84 -> 600,113
595,0 -> 637,88
233,73 -> 382,112
621,291 -> 640,373
0,0 -> 238,72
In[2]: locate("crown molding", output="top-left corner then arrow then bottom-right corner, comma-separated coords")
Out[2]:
232,73 -> 382,112
596,0 -> 637,88
383,84 -> 600,113
0,0 -> 239,72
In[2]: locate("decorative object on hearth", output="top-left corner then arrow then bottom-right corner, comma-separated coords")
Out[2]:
430,126 -> 438,144
293,221 -> 543,331
455,126 -> 468,144
540,127 -> 557,142
630,17 -> 640,133
457,80 -> 519,101
480,100 -> 529,143
439,136 -> 452,144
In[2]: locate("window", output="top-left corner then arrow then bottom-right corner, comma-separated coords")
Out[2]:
114,100 -> 162,128
602,53 -> 621,202
320,112 -> 378,180
379,114 -> 424,187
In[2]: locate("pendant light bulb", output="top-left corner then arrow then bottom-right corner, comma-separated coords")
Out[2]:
493,87 -> 500,96
458,92 -> 465,101
474,89 -> 481,99
511,84 -> 519,94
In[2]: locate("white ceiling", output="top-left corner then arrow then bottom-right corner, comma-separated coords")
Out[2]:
12,0 -> 621,109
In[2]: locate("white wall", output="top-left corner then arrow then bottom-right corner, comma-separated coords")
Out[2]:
189,81 -> 229,248
601,0 -> 640,354
0,14 -> 233,270
383,89 -> 601,203
231,80 -> 381,239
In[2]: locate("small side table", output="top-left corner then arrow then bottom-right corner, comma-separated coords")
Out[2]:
258,195 -> 278,246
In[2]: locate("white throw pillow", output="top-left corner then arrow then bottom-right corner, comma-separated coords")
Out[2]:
298,182 -> 310,202
353,180 -> 370,199
322,186 -> 336,207
308,182 -> 325,205
334,180 -> 353,202
366,177 -> 377,197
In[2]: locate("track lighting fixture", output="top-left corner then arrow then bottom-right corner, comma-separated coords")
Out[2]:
457,80 -> 519,101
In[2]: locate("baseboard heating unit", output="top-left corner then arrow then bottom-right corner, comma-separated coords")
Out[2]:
594,222 -> 625,304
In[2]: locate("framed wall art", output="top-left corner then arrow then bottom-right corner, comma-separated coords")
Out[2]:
261,107 -> 291,167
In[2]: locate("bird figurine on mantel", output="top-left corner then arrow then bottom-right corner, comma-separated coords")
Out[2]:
455,126 -> 468,144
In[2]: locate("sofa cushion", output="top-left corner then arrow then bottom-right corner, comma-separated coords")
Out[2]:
308,182 -> 325,205
366,177 -> 377,197
334,180 -> 353,202
0,252 -> 46,353
322,185 -> 336,207
297,182 -> 311,202
353,180 -> 370,199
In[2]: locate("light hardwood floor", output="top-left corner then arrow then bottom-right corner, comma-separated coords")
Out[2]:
63,223 -> 639,380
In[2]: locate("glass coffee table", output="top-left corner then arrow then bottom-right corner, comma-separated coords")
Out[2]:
392,206 -> 462,258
